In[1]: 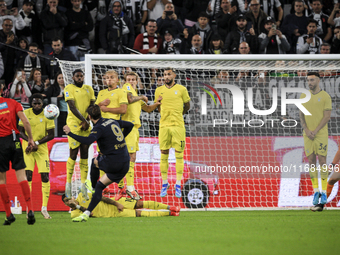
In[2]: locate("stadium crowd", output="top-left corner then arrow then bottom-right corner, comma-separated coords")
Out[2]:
0,0 -> 339,137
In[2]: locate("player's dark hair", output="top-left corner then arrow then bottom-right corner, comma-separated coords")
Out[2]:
87,105 -> 102,120
307,19 -> 318,26
32,93 -> 43,101
307,71 -> 320,77
61,194 -> 66,202
73,69 -> 84,76
164,67 -> 175,73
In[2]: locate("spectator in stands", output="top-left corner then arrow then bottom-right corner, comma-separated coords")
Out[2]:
328,3 -> 340,27
64,0 -> 93,60
15,36 -> 28,68
281,0 -> 309,54
183,0 -> 210,27
161,28 -> 182,54
187,34 -> 205,54
0,18 -> 18,84
156,2 -> 184,37
183,12 -> 215,52
224,13 -> 257,54
215,0 -> 238,40
245,0 -> 268,36
44,71 -> 67,136
8,69 -> 32,109
210,70 -> 230,84
18,42 -> 46,77
238,41 -> 250,54
28,68 -> 46,96
16,0 -> 41,45
40,0 -> 68,55
47,37 -> 76,78
320,42 -> 331,54
331,26 -> 340,53
99,0 -> 134,54
147,0 -> 171,20
207,34 -> 224,54
146,75 -> 164,100
124,0 -> 148,35
258,0 -> 283,28
308,0 -> 332,42
258,16 -> 290,54
0,0 -> 25,34
296,19 -> 322,54
133,19 -> 163,54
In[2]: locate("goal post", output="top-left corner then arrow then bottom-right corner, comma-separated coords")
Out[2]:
58,54 -> 340,210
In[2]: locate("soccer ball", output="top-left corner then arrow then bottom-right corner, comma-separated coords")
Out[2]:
44,104 -> 60,120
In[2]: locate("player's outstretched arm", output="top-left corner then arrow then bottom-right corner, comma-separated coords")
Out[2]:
64,125 -> 100,145
100,104 -> 127,114
142,96 -> 162,113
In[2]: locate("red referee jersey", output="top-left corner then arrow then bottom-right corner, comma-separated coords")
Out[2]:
0,97 -> 23,137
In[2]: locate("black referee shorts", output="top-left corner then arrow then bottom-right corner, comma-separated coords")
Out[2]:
0,135 -> 26,172
98,155 -> 129,183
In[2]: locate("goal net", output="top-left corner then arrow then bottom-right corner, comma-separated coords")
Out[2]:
58,54 -> 340,210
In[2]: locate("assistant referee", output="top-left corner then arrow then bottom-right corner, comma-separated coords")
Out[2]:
0,84 -> 36,225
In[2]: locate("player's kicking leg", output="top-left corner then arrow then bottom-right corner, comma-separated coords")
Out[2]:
65,147 -> 79,198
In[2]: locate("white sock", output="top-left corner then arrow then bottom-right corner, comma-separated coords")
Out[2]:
41,206 -> 47,211
176,180 -> 181,186
322,190 -> 326,194
314,188 -> 319,193
162,180 -> 168,185
84,210 -> 91,217
127,185 -> 134,192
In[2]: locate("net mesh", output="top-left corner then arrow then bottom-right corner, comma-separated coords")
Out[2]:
58,56 -> 340,209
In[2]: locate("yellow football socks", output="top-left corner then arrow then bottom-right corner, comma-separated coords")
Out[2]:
66,158 -> 75,183
160,153 -> 169,181
175,152 -> 184,182
143,201 -> 168,210
141,211 -> 169,217
42,181 -> 50,207
79,158 -> 88,183
309,166 -> 318,191
126,162 -> 135,186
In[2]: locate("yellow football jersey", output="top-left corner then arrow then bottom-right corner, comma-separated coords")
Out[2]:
95,87 -> 128,120
121,83 -> 145,128
300,90 -> 332,137
154,84 -> 190,128
18,108 -> 55,151
64,84 -> 95,126
71,193 -> 116,218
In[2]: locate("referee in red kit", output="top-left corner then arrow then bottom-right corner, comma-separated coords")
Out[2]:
0,83 -> 36,225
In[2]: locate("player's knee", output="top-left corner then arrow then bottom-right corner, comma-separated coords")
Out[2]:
328,178 -> 337,185
135,210 -> 142,217
135,200 -> 143,209
25,170 -> 33,181
161,150 -> 169,154
41,173 -> 49,183
69,149 -> 78,160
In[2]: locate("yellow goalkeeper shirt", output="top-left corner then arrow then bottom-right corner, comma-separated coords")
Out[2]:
18,108 -> 55,152
121,83 -> 145,128
95,87 -> 128,120
300,90 -> 332,137
64,83 -> 95,128
154,84 -> 190,128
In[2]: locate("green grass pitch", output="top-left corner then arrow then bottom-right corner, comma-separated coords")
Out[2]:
1,210 -> 339,255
